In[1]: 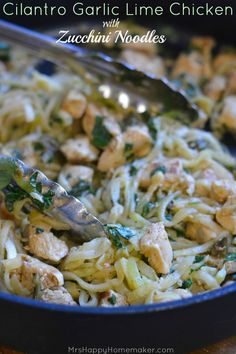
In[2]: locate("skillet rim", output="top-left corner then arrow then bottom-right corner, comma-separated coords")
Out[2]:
0,20 -> 236,318
0,282 -> 235,315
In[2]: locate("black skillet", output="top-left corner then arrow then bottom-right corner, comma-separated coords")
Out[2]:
0,1 -> 236,353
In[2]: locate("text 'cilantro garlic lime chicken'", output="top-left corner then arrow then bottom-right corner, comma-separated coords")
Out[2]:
0,26 -> 236,307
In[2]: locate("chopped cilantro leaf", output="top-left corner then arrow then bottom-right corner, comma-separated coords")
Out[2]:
142,202 -> 155,217
108,294 -> 117,305
0,42 -> 10,62
4,185 -> 27,212
0,158 -> 16,190
150,166 -> 167,177
29,172 -> 42,193
194,255 -> 205,263
105,224 -> 135,249
29,172 -> 39,188
129,165 -> 138,176
34,142 -> 44,152
226,253 -> 236,262
188,140 -> 208,151
147,118 -> 158,141
52,115 -> 63,124
36,227 -> 44,234
70,179 -> 92,198
165,214 -> 173,221
0,161 -> 54,212
182,279 -> 192,289
92,115 -> 112,149
41,190 -> 54,209
124,143 -> 134,161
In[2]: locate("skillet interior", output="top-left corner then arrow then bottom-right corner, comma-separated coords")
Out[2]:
0,13 -> 236,354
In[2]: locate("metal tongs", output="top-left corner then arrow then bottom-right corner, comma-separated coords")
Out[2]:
0,21 -> 201,241
0,156 -> 106,240
0,20 -> 201,123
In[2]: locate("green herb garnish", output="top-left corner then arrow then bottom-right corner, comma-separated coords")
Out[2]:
105,224 -> 135,249
70,179 -> 93,198
150,166 -> 167,177
182,279 -> 192,289
0,158 -> 16,190
29,172 -> 42,193
52,115 -> 63,124
147,118 -> 158,141
194,255 -> 205,263
129,165 -> 138,176
34,142 -> 44,152
226,253 -> 236,262
92,115 -> 112,149
36,227 -> 44,234
40,190 -> 55,209
108,294 -> 117,305
165,214 -> 173,221
0,42 -> 10,62
124,143 -> 134,161
142,202 -> 155,217
188,139 -> 208,151
4,185 -> 28,212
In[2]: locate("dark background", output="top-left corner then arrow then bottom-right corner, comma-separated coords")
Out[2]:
0,0 -> 235,44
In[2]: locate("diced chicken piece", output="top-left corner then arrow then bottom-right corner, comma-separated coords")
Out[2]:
38,286 -> 76,305
82,104 -> 100,137
62,89 -> 87,119
227,71 -> 236,95
216,196 -> 236,234
210,237 -> 228,258
172,52 -> 204,80
139,159 -> 195,195
139,223 -> 173,274
204,76 -> 226,101
186,215 -> 223,243
211,180 -> 236,204
191,37 -> 215,55
23,255 -> 64,290
190,37 -> 215,78
58,164 -> 94,191
121,49 -> 165,77
27,225 -> 68,263
225,261 -> 236,275
162,171 -> 195,196
139,159 -> 183,188
206,256 -> 224,269
214,53 -> 236,74
195,169 -> 216,198
61,135 -> 99,163
97,135 -> 125,172
140,159 -> 182,188
83,104 -> 121,138
2,254 -> 64,292
215,96 -> 236,132
100,290 -> 127,307
124,126 -> 152,157
195,168 -> 234,198
103,116 -> 121,137
98,125 -> 152,172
